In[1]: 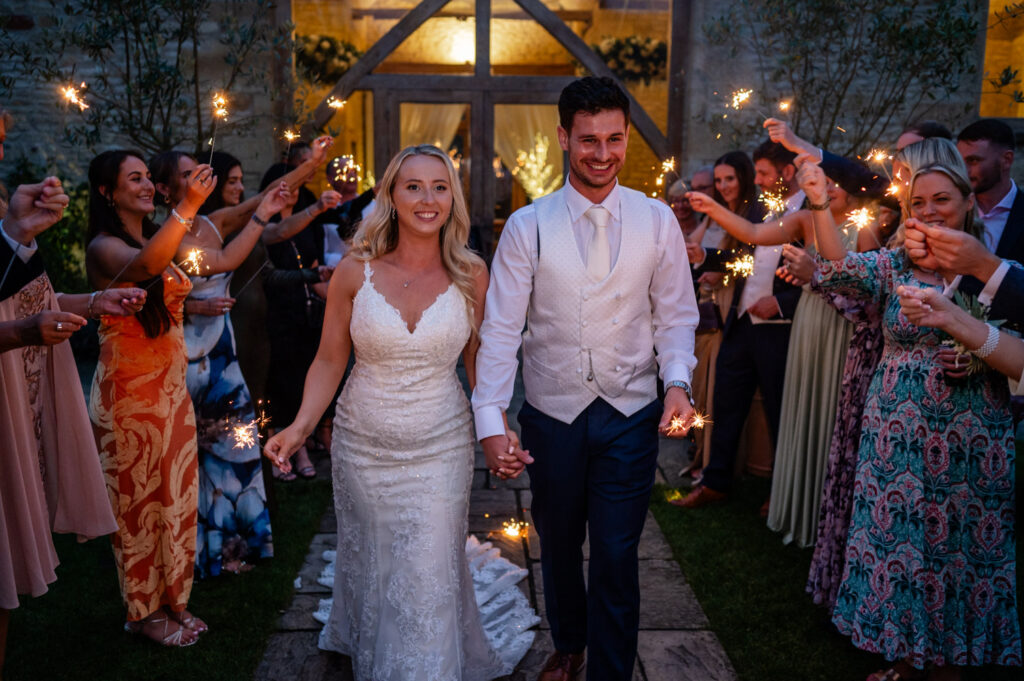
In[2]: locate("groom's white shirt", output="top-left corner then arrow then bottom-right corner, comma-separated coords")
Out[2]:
472,179 -> 698,440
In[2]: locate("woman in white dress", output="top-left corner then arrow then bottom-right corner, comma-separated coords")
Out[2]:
264,145 -> 536,679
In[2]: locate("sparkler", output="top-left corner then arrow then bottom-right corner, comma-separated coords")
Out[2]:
730,88 -> 754,109
665,412 -> 711,436
182,248 -> 205,275
758,190 -> 787,218
777,98 -> 792,113
502,519 -> 529,539
208,92 -> 229,164
651,157 -> 677,198
723,253 -> 755,285
231,258 -> 271,297
866,148 -> 892,164
327,96 -> 346,110
846,207 -> 876,231
231,420 -> 258,449
283,129 -> 299,160
61,82 -> 89,111
664,488 -> 685,503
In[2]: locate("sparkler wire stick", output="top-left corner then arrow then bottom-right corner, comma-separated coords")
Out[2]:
231,258 -> 271,297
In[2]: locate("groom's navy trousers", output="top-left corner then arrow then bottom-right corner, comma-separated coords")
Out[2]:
519,397 -> 661,681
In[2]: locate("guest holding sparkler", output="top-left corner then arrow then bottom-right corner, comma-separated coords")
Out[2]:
85,150 -> 217,647
677,144 -> 803,513
686,156 -> 868,548
805,152 -> 1021,678
0,179 -> 146,677
175,170 -> 295,578
260,167 -> 343,480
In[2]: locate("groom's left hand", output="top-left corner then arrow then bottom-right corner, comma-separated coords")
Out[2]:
658,387 -> 695,438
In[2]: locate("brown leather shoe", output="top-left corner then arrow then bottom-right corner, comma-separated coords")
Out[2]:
669,485 -> 726,509
537,651 -> 585,681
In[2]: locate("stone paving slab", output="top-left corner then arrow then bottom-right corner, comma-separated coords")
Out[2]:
255,368 -> 736,681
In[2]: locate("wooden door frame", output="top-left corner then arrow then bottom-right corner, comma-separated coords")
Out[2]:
303,0 -> 690,242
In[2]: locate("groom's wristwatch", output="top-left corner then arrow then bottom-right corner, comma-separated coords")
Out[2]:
665,380 -> 694,406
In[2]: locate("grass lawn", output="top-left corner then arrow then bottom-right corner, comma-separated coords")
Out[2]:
6,478 -> 332,681
649,476 -> 1020,681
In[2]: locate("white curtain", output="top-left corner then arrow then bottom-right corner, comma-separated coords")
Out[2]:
400,103 -> 468,151
494,105 -> 563,199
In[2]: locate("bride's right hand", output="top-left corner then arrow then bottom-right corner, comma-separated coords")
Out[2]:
264,425 -> 307,473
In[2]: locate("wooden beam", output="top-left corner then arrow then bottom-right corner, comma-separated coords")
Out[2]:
667,0 -> 691,163
512,0 -> 670,159
475,0 -> 490,79
351,8 -> 592,23
357,74 -> 577,93
308,0 -> 452,132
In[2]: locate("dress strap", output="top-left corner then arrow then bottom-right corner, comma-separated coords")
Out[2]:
362,260 -> 372,282
199,215 -> 223,245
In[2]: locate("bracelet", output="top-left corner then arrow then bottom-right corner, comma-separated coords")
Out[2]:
808,197 -> 830,211
971,324 -> 1000,359
87,291 -> 99,318
170,208 -> 194,227
251,214 -> 269,227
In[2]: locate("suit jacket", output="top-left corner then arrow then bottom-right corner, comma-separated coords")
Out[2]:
994,189 -> 1024,263
820,150 -> 888,199
694,245 -> 802,336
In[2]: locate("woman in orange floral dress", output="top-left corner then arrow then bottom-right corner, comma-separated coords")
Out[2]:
86,150 -> 216,647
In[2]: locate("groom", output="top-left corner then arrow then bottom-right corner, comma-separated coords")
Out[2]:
473,77 -> 699,681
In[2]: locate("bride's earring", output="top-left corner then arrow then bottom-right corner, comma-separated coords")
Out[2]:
391,207 -> 397,221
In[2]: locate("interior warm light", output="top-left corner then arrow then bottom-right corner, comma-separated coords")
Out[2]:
450,23 -> 475,64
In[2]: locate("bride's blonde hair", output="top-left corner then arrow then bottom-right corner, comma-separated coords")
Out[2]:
350,145 -> 482,331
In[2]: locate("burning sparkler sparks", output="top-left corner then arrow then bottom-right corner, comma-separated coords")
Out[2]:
232,420 -> 258,449
866,148 -> 891,164
665,411 -> 711,436
327,96 -> 346,109
207,92 -> 229,163
502,519 -> 529,539
777,98 -> 792,113
730,88 -> 754,109
664,488 -> 684,502
61,82 -> 89,111
723,253 -> 756,286
651,157 -> 677,197
846,207 -> 876,231
182,248 -> 204,275
759,190 -> 787,218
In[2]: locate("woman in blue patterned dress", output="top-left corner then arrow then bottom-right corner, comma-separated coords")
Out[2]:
804,151 -> 1020,680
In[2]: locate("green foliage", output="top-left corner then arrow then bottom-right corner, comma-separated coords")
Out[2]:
295,34 -> 364,85
4,154 -> 89,293
589,36 -> 668,85
703,0 -> 982,154
0,0 -> 293,156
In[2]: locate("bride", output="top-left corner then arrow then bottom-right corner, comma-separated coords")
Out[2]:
265,145 -> 536,679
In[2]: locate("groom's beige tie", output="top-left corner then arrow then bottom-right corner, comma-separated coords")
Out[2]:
585,205 -> 611,280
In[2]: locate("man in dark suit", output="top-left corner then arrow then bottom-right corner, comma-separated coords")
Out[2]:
957,119 -> 1023,263
676,141 -> 804,510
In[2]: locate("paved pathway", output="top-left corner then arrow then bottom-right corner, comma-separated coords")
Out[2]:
254,370 -> 736,681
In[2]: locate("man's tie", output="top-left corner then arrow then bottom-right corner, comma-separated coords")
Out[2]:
585,205 -> 611,280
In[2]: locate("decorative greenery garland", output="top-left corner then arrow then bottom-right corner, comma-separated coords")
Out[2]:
295,34 -> 364,84
590,36 -> 667,85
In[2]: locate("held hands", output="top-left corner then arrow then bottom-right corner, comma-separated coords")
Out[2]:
685,241 -> 706,266
481,429 -> 534,480
658,386 -> 695,438
6,178 -> 71,241
902,218 -> 943,272
94,288 -> 147,316
183,164 -> 218,211
794,154 -> 828,205
264,425 -> 307,473
21,310 -> 86,346
317,265 -> 334,282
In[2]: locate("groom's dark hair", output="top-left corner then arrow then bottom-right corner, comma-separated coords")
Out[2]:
558,77 -> 630,133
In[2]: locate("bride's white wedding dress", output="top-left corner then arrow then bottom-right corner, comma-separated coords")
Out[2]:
316,262 -> 538,679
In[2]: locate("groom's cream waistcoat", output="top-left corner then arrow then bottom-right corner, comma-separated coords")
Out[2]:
522,185 -> 659,424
